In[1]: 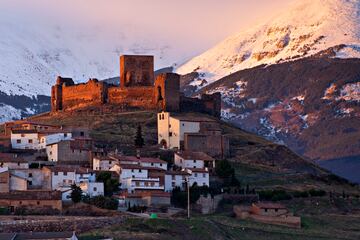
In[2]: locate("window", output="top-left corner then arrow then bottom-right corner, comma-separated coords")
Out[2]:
37,201 -> 40,205
80,132 -> 85,137
264,208 -> 268,212
49,151 -> 52,155
28,139 -> 33,144
132,175 -> 135,178
131,169 -> 134,172
139,169 -> 142,173
169,132 -> 173,137
203,173 -> 206,178
16,139 -> 21,144
151,163 -> 154,166
54,172 -> 58,176
160,163 -> 162,167
109,161 -> 112,164
93,187 -> 97,191
159,115 -> 161,121
21,134 -> 25,137
172,182 -> 176,187
275,209 -> 278,212
194,173 -> 198,177
17,162 -> 20,166
19,201 -> 22,205
63,172 -> 67,176
172,175 -> 175,180
28,181 -> 32,186
28,173 -> 33,178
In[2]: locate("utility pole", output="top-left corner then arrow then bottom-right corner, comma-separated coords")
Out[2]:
187,176 -> 190,219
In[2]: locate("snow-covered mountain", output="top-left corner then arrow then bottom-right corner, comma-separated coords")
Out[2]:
176,0 -> 360,178
177,0 -> 360,88
0,12 -> 183,122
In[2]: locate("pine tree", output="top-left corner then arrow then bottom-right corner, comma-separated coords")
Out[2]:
134,125 -> 145,148
70,184 -> 82,203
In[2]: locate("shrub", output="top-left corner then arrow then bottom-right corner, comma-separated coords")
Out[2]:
308,189 -> 326,197
0,207 -> 9,215
293,191 -> 309,198
96,172 -> 119,196
259,190 -> 292,201
128,205 -> 147,213
89,196 -> 118,210
215,160 -> 235,179
70,184 -> 83,203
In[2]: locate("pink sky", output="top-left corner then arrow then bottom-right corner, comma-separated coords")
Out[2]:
1,0 -> 297,62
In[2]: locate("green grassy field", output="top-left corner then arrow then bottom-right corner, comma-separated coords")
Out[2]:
79,212 -> 360,240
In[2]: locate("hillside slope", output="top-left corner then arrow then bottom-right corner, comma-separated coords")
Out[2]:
196,57 -> 360,168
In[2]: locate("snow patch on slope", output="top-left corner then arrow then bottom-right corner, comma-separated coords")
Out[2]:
0,104 -> 22,122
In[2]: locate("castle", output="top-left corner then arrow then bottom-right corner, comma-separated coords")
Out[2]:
51,55 -> 221,117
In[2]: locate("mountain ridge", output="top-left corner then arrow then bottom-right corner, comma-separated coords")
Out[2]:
176,0 -> 360,88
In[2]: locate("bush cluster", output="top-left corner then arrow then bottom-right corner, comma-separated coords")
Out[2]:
83,195 -> 119,210
260,188 -> 327,201
127,205 -> 147,213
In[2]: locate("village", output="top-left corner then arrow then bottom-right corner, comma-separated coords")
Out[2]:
0,56 -> 302,228
3,54 -> 359,239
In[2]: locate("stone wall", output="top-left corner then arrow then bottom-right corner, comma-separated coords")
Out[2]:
0,171 -> 10,193
0,216 -> 125,233
180,93 -> 222,118
120,55 -> 154,88
154,73 -> 180,112
184,132 -> 230,159
57,141 -> 92,167
107,86 -> 156,109
60,79 -> 107,111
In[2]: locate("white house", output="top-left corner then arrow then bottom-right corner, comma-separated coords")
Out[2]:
187,168 -> 210,187
39,132 -> 72,149
43,166 -> 104,198
79,182 -> 104,197
121,177 -> 163,193
0,153 -> 29,170
119,164 -> 149,180
119,164 -> 165,193
157,112 -> 216,149
11,129 -> 71,150
113,155 -> 168,170
174,151 -> 215,172
93,157 -> 118,171
11,130 -> 40,150
164,170 -> 190,192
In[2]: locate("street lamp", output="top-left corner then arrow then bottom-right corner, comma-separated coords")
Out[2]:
186,175 -> 190,219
